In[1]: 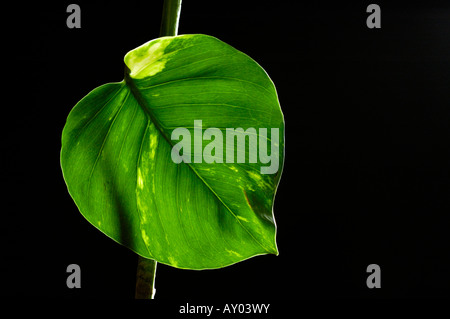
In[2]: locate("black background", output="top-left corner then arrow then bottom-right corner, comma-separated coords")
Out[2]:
2,0 -> 450,300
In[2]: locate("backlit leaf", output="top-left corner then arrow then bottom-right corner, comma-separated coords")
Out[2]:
61,34 -> 284,269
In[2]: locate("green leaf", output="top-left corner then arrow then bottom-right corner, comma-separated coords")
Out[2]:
61,34 -> 284,269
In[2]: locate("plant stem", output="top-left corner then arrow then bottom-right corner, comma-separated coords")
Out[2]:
134,0 -> 182,300
135,256 -> 157,299
159,0 -> 182,37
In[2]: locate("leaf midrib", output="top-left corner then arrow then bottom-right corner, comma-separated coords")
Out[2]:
125,73 -> 273,254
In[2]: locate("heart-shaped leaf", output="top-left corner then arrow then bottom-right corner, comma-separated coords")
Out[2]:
61,34 -> 284,269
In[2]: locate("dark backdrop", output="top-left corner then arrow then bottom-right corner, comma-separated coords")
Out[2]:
2,0 -> 450,300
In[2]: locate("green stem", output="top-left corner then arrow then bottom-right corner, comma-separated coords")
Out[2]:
135,256 -> 157,299
160,0 -> 182,37
134,0 -> 182,300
